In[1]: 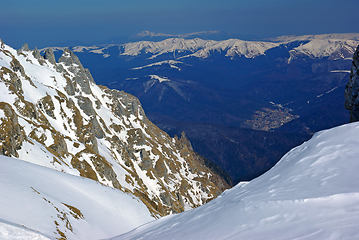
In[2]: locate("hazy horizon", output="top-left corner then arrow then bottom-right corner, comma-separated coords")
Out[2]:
1,0 -> 358,48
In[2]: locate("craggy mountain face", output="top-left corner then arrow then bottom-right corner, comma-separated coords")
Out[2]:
345,45 -> 359,122
42,33 -> 359,183
0,39 -> 229,218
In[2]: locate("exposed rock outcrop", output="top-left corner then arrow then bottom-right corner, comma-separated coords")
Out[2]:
43,48 -> 56,65
0,103 -> 26,158
345,45 -> 359,122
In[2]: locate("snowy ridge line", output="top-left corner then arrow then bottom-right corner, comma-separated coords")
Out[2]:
267,33 -> 359,42
149,75 -> 170,83
288,39 -> 359,60
42,33 -> 359,61
131,60 -> 188,70
330,70 -> 350,73
316,86 -> 340,98
0,218 -> 53,240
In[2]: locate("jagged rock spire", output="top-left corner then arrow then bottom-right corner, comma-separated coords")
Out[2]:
32,47 -> 42,59
43,48 -> 56,65
16,43 -> 30,55
20,43 -> 29,52
59,48 -> 83,67
345,45 -> 359,122
58,48 -> 95,84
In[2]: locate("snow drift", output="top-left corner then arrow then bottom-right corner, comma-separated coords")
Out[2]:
0,156 -> 153,240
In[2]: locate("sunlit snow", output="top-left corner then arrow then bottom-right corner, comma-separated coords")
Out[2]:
0,156 -> 154,240
149,75 -> 170,83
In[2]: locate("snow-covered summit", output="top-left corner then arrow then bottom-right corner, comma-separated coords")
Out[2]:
119,38 -> 279,59
268,33 -> 359,42
288,38 -> 359,60
115,122 -> 359,239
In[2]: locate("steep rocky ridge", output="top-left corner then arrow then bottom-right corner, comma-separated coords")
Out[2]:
0,39 -> 229,218
345,45 -> 359,122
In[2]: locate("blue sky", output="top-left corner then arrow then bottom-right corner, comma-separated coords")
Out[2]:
1,0 -> 358,48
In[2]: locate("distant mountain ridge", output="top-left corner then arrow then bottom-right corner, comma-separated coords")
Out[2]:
135,30 -> 222,39
267,33 -> 359,42
44,33 -> 359,61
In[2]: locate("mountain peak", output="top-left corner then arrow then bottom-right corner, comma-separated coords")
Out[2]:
20,43 -> 30,52
59,48 -> 83,66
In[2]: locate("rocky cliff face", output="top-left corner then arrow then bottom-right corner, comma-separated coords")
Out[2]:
0,39 -> 229,217
345,45 -> 359,122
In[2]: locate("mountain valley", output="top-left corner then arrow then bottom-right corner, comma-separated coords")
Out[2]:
46,33 -> 359,183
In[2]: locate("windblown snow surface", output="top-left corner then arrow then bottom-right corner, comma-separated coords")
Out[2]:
113,122 -> 359,240
0,157 -> 153,240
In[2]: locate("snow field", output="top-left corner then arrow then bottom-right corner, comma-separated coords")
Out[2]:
0,156 -> 154,240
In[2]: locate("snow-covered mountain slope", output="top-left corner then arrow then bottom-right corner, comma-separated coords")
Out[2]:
0,39 -> 229,221
0,156 -> 153,240
131,60 -> 188,70
288,39 -> 359,60
120,38 -> 280,59
114,122 -> 359,240
69,38 -> 279,60
268,33 -> 359,43
0,219 -> 52,240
